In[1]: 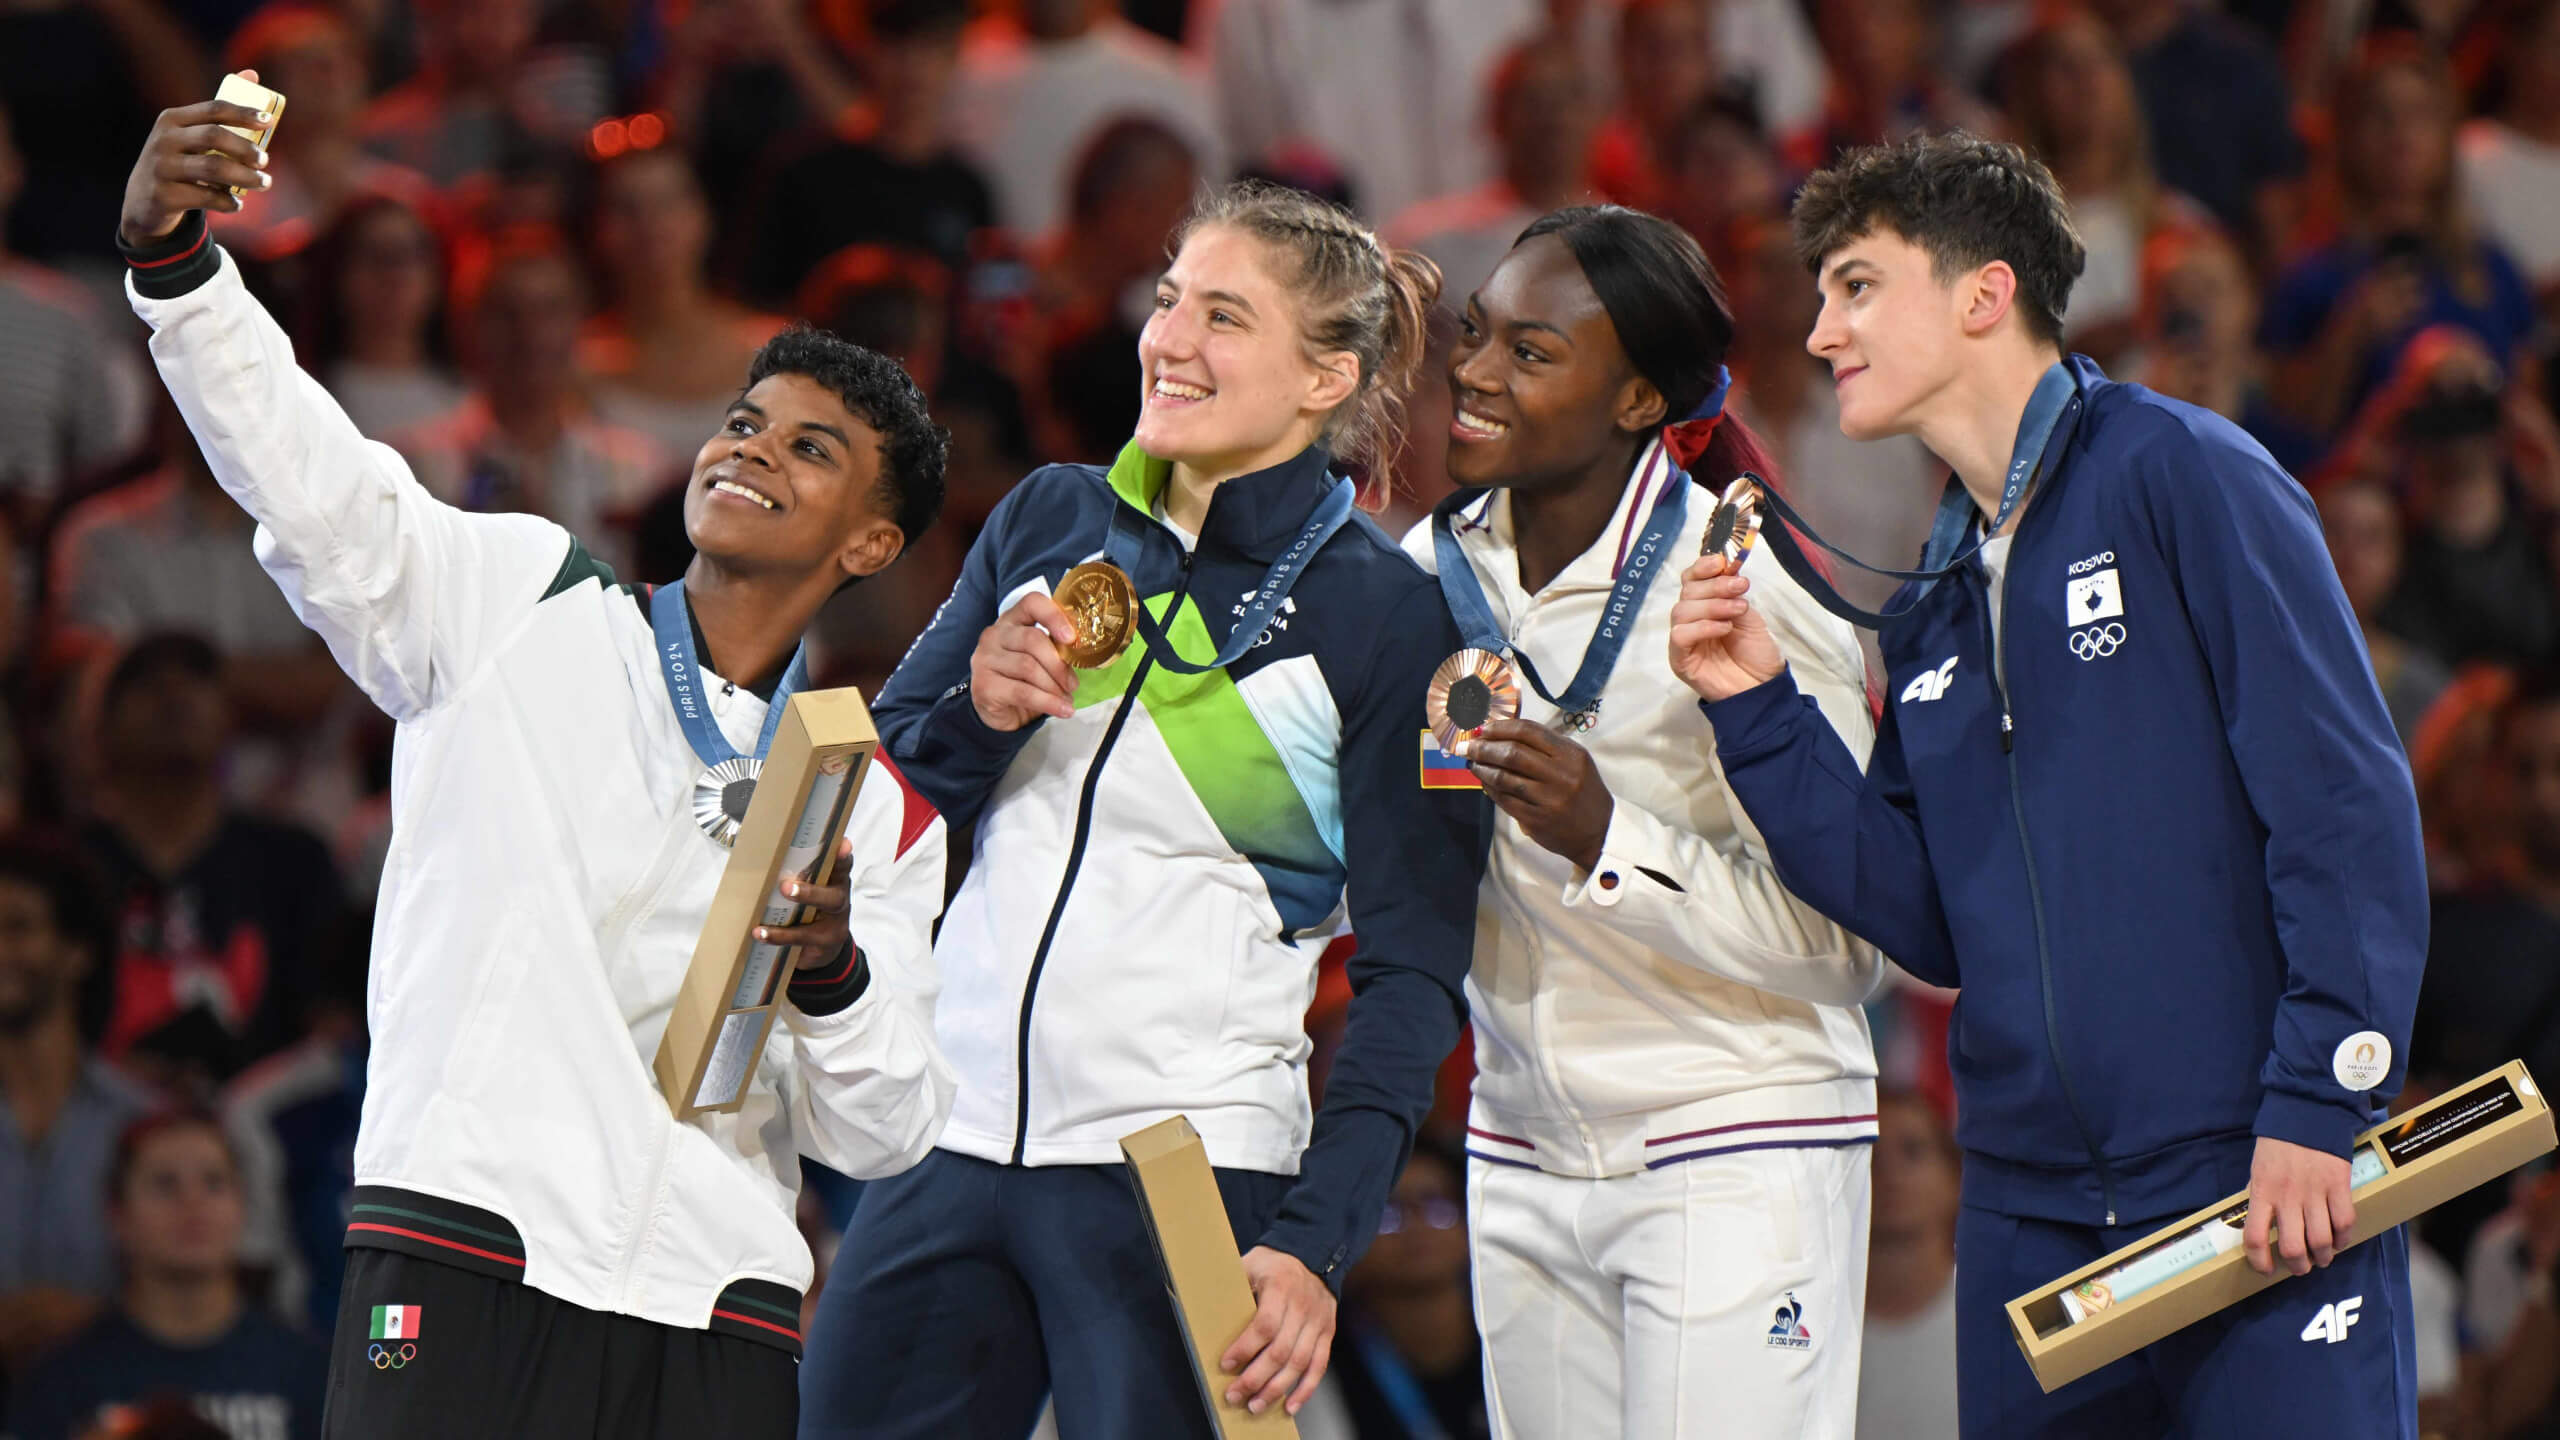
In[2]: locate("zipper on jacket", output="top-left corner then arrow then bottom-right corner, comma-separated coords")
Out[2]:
1008,543 -> 1195,1165
1977,552 -> 2122,1227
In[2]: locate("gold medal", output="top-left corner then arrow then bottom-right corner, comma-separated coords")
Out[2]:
1703,475 -> 1765,565
1054,562 -> 1137,669
1426,648 -> 1520,756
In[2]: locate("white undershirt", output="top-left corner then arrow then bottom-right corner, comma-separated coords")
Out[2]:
1980,531 -> 2017,664
1153,493 -> 1199,552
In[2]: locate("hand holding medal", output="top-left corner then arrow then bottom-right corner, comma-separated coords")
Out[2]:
1465,716 -> 1616,874
970,592 -> 1091,730
1053,563 -> 1136,668
1668,477 -> 1785,704
1702,475 -> 1765,567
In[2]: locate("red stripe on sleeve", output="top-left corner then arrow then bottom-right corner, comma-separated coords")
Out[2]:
128,229 -> 210,269
872,754 -> 938,860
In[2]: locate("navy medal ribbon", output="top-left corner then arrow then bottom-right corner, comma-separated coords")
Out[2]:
1101,474 -> 1357,675
653,577 -> 813,845
1751,361 -> 2083,630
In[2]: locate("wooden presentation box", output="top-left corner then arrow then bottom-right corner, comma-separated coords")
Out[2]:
653,688 -> 877,1119
2008,1060 -> 2555,1393
1122,1117 -> 1301,1440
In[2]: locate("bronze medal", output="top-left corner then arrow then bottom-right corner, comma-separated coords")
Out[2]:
1427,648 -> 1520,756
1703,475 -> 1765,565
1054,562 -> 1137,669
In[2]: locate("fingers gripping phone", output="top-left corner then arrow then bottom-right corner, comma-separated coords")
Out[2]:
212,73 -> 285,198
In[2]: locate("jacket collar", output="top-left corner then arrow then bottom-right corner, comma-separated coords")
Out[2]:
1454,435 -> 1683,598
1105,439 -> 1341,561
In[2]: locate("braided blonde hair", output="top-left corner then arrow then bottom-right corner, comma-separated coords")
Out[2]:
1172,182 -> 1443,475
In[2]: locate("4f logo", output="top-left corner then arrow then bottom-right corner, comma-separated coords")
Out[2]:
1900,656 -> 1959,705
2300,1296 -> 2363,1344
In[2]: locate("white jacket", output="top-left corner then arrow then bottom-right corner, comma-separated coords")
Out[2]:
129,244 -> 954,1335
1404,440 -> 1885,1180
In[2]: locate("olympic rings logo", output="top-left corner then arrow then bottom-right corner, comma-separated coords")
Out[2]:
2070,623 -> 2126,661
369,1343 -> 417,1369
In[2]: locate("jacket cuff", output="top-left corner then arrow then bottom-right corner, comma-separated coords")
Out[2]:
935,684 -> 1040,754
1252,1220 -> 1353,1297
1560,802 -> 1682,910
2253,1087 -> 2365,1159
1698,667 -> 1806,760
118,211 -> 222,299
787,944 -> 872,1017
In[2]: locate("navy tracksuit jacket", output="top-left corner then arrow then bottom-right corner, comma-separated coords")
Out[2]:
1704,359 -> 2427,1431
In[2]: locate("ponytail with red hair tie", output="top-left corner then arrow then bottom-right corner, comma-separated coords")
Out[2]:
1661,365 -> 1732,474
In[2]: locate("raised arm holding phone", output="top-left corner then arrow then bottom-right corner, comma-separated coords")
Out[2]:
114,80 -> 959,1440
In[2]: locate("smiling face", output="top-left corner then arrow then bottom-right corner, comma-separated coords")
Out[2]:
1446,234 -> 1659,493
1133,223 -> 1355,479
684,372 -> 903,585
1807,227 -> 1978,441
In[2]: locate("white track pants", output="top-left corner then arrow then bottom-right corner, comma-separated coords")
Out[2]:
1468,1145 -> 1872,1440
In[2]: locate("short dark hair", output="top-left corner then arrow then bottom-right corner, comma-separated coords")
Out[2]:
1791,131 -> 2086,347
744,325 -> 948,561
0,833 -> 110,968
102,632 -> 221,715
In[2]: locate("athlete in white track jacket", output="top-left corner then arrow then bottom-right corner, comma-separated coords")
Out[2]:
1410,208 -> 1883,1440
1408,450 -> 1882,1174
115,125 -> 953,1431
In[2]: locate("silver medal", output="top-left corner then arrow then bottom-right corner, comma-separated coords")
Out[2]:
693,756 -> 762,847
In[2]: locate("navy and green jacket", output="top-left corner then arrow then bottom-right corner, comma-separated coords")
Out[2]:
874,440 -> 1487,1283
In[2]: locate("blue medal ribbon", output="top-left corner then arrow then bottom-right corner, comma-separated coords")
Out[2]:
1752,361 -> 2083,629
651,577 -> 812,769
1430,439 -> 1692,725
1102,474 -> 1357,675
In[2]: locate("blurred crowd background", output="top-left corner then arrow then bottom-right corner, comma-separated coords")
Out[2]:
4,0 -> 2560,1434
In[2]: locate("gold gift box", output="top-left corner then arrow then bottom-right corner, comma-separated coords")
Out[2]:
653,688 -> 877,1119
1122,1116 -> 1301,1439
2008,1059 -> 2556,1393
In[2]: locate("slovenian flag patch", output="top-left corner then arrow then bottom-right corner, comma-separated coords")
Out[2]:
1419,731 -> 1482,789
370,1304 -> 422,1340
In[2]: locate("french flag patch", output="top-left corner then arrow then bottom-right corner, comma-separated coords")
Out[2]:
1419,731 -> 1482,789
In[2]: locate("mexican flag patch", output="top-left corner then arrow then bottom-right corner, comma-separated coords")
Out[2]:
370,1304 -> 422,1340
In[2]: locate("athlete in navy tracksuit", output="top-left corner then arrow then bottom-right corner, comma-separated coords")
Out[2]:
1670,135 -> 2427,1437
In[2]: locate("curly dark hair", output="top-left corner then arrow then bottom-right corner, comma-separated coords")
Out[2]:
744,325 -> 949,560
1791,131 -> 2086,347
